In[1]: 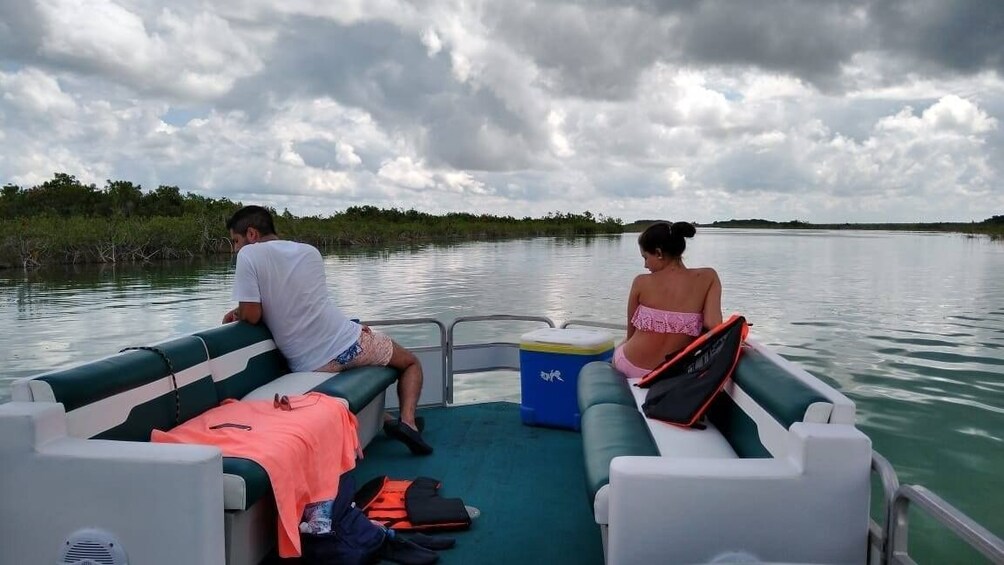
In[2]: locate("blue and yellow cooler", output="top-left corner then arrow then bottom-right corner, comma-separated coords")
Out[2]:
519,328 -> 615,430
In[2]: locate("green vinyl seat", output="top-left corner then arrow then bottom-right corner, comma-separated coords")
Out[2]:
311,366 -> 399,414
577,361 -> 637,413
580,403 -> 659,502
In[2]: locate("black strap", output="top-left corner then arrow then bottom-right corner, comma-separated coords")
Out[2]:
120,346 -> 181,426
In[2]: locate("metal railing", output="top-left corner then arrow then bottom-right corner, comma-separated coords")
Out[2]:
561,319 -> 628,332
446,315 -> 555,404
886,485 -> 1004,564
868,447 -> 1004,564
870,451 -> 901,563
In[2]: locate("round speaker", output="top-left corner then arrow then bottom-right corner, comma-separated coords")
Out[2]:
58,528 -> 128,565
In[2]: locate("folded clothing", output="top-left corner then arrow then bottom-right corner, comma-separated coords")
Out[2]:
152,393 -> 360,557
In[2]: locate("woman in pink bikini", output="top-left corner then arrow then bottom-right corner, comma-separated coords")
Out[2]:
613,221 -> 723,379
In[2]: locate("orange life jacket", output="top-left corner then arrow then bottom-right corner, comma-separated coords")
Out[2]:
355,476 -> 471,531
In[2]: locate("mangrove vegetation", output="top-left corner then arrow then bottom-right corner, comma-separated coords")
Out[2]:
0,173 -> 624,269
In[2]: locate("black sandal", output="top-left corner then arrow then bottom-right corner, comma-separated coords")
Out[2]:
384,415 -> 425,432
384,419 -> 433,455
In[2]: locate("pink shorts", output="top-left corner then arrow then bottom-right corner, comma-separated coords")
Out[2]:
613,345 -> 652,380
315,329 -> 395,373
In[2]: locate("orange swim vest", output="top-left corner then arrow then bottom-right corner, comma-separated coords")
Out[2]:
355,476 -> 472,531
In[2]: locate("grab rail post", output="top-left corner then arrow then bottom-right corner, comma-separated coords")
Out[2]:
560,319 -> 627,332
869,451 -> 900,563
887,484 -> 1004,564
447,315 -> 555,404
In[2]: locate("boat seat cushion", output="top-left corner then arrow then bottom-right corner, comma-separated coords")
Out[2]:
580,403 -> 659,502
576,352 -> 835,512
577,361 -> 636,412
705,393 -> 772,458
14,321 -> 400,512
194,323 -> 290,402
309,367 -> 399,413
19,336 -> 219,441
223,457 -> 272,511
195,322 -> 398,413
240,372 -> 337,401
732,352 -> 829,429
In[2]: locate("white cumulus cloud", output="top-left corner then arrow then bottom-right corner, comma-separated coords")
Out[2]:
0,0 -> 1002,222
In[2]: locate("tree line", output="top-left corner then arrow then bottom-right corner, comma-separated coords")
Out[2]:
626,217 -> 1004,234
2,173 -> 237,219
705,217 -> 1004,235
0,173 -> 623,269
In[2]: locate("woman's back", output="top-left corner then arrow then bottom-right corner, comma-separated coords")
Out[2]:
636,267 -> 715,313
625,267 -> 719,368
613,221 -> 723,378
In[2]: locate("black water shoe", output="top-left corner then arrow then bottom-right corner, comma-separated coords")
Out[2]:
384,419 -> 433,455
380,535 -> 439,565
384,415 -> 425,432
401,532 -> 456,550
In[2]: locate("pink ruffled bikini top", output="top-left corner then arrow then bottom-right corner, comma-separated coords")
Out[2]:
631,304 -> 704,336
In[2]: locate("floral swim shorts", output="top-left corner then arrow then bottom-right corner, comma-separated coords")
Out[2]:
315,329 -> 394,373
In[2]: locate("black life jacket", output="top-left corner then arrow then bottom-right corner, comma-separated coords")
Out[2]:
637,314 -> 749,428
355,476 -> 472,531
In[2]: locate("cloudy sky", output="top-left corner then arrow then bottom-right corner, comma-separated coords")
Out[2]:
1,0 -> 1002,223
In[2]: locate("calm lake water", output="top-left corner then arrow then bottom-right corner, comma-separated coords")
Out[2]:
1,229 -> 1002,561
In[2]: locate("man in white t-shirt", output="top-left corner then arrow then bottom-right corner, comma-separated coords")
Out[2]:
222,205 -> 432,455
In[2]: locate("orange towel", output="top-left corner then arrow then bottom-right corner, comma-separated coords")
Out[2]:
151,392 -> 360,557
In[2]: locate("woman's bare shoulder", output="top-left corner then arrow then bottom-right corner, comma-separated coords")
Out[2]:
632,272 -> 652,284
629,272 -> 649,291
691,266 -> 720,279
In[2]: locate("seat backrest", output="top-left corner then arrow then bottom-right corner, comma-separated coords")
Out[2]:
12,336 -> 219,441
708,343 -> 837,459
194,323 -> 289,402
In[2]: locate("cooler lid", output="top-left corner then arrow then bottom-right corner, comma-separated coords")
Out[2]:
520,328 -> 614,354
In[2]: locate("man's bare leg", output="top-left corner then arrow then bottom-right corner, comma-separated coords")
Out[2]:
383,340 -> 432,455
387,341 -> 423,432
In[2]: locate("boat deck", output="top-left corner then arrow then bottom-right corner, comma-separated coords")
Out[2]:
275,401 -> 603,564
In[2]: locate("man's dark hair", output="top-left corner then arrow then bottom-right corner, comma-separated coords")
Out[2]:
226,205 -> 277,236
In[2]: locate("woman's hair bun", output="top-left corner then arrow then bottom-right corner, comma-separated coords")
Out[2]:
670,221 -> 696,238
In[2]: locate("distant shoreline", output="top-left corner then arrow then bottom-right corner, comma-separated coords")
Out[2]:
623,219 -> 1004,236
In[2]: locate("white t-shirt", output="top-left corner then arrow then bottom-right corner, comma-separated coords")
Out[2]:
231,240 -> 361,372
